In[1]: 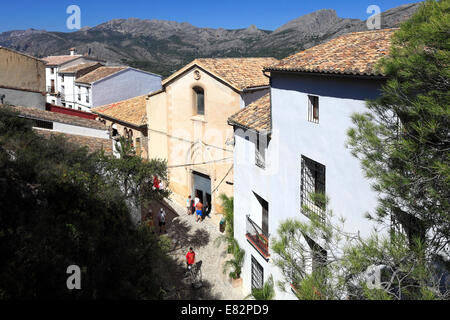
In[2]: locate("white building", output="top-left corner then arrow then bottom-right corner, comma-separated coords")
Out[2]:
43,48 -> 103,106
74,66 -> 162,112
228,29 -> 396,299
1,104 -> 113,155
58,62 -> 104,110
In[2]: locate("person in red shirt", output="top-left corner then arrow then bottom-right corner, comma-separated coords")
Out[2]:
153,176 -> 160,190
186,247 -> 195,270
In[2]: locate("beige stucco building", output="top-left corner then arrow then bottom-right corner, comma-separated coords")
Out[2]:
0,46 -> 46,109
146,57 -> 277,216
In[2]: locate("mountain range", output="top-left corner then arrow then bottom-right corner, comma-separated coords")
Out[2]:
0,3 -> 420,77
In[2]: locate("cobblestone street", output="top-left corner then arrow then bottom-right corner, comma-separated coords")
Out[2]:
147,199 -> 245,300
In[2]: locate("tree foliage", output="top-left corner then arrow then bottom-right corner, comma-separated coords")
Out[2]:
272,195 -> 449,300
0,108 -> 169,299
99,136 -> 170,222
272,1 -> 450,300
245,275 -> 275,300
347,0 -> 450,254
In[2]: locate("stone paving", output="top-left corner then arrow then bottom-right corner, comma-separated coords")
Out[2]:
147,198 -> 245,300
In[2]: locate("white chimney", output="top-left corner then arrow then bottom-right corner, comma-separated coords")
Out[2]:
70,48 -> 76,56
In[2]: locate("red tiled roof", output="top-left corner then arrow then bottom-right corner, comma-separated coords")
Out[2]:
228,93 -> 271,133
92,95 -> 147,127
266,29 -> 397,76
59,62 -> 103,74
1,104 -> 107,130
76,66 -> 128,84
163,58 -> 278,91
42,55 -> 82,66
35,130 -> 113,155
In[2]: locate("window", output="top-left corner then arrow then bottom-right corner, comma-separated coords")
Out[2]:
251,256 -> 264,291
77,86 -> 81,101
61,74 -> 64,83
32,119 -> 53,130
62,103 -> 66,107
304,235 -> 327,273
193,87 -> 205,115
50,80 -> 55,93
301,156 -> 326,221
50,68 -> 55,75
246,193 -> 270,259
308,95 -> 319,124
86,88 -> 90,103
111,124 -> 118,137
255,134 -> 267,169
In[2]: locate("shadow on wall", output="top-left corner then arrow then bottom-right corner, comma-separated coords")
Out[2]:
272,73 -> 385,101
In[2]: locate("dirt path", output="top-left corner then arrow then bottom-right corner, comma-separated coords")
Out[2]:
147,199 -> 245,300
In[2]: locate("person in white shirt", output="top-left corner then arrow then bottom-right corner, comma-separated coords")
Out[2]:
186,195 -> 192,215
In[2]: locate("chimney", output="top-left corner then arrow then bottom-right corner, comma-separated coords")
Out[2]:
70,48 -> 76,56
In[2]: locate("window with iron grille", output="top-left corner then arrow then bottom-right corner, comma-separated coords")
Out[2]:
304,235 -> 327,273
301,156 -> 326,222
308,95 -> 319,124
251,255 -> 264,291
32,119 -> 53,130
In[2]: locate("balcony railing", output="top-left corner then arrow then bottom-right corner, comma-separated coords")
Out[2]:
246,215 -> 270,259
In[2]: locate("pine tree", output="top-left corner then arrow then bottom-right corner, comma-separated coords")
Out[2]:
347,0 -> 450,255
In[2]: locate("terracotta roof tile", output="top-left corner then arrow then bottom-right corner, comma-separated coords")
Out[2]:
228,93 -> 271,133
43,55 -> 82,66
164,58 -> 278,91
35,129 -> 113,155
266,29 -> 396,76
1,104 -> 107,130
59,62 -> 103,74
76,66 -> 128,84
92,95 -> 147,127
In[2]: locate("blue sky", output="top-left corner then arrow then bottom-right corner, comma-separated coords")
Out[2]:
0,0 -> 417,32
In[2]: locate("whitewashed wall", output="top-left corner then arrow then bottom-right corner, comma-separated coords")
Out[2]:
92,69 -> 162,108
233,72 -> 387,300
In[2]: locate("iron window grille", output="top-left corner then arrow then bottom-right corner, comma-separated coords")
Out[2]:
31,119 -> 53,130
301,156 -> 326,223
251,255 -> 264,291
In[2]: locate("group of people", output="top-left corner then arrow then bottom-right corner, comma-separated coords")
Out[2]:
186,195 -> 211,223
143,207 -> 167,234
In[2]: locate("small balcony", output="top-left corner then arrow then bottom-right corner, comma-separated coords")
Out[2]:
246,215 -> 270,259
